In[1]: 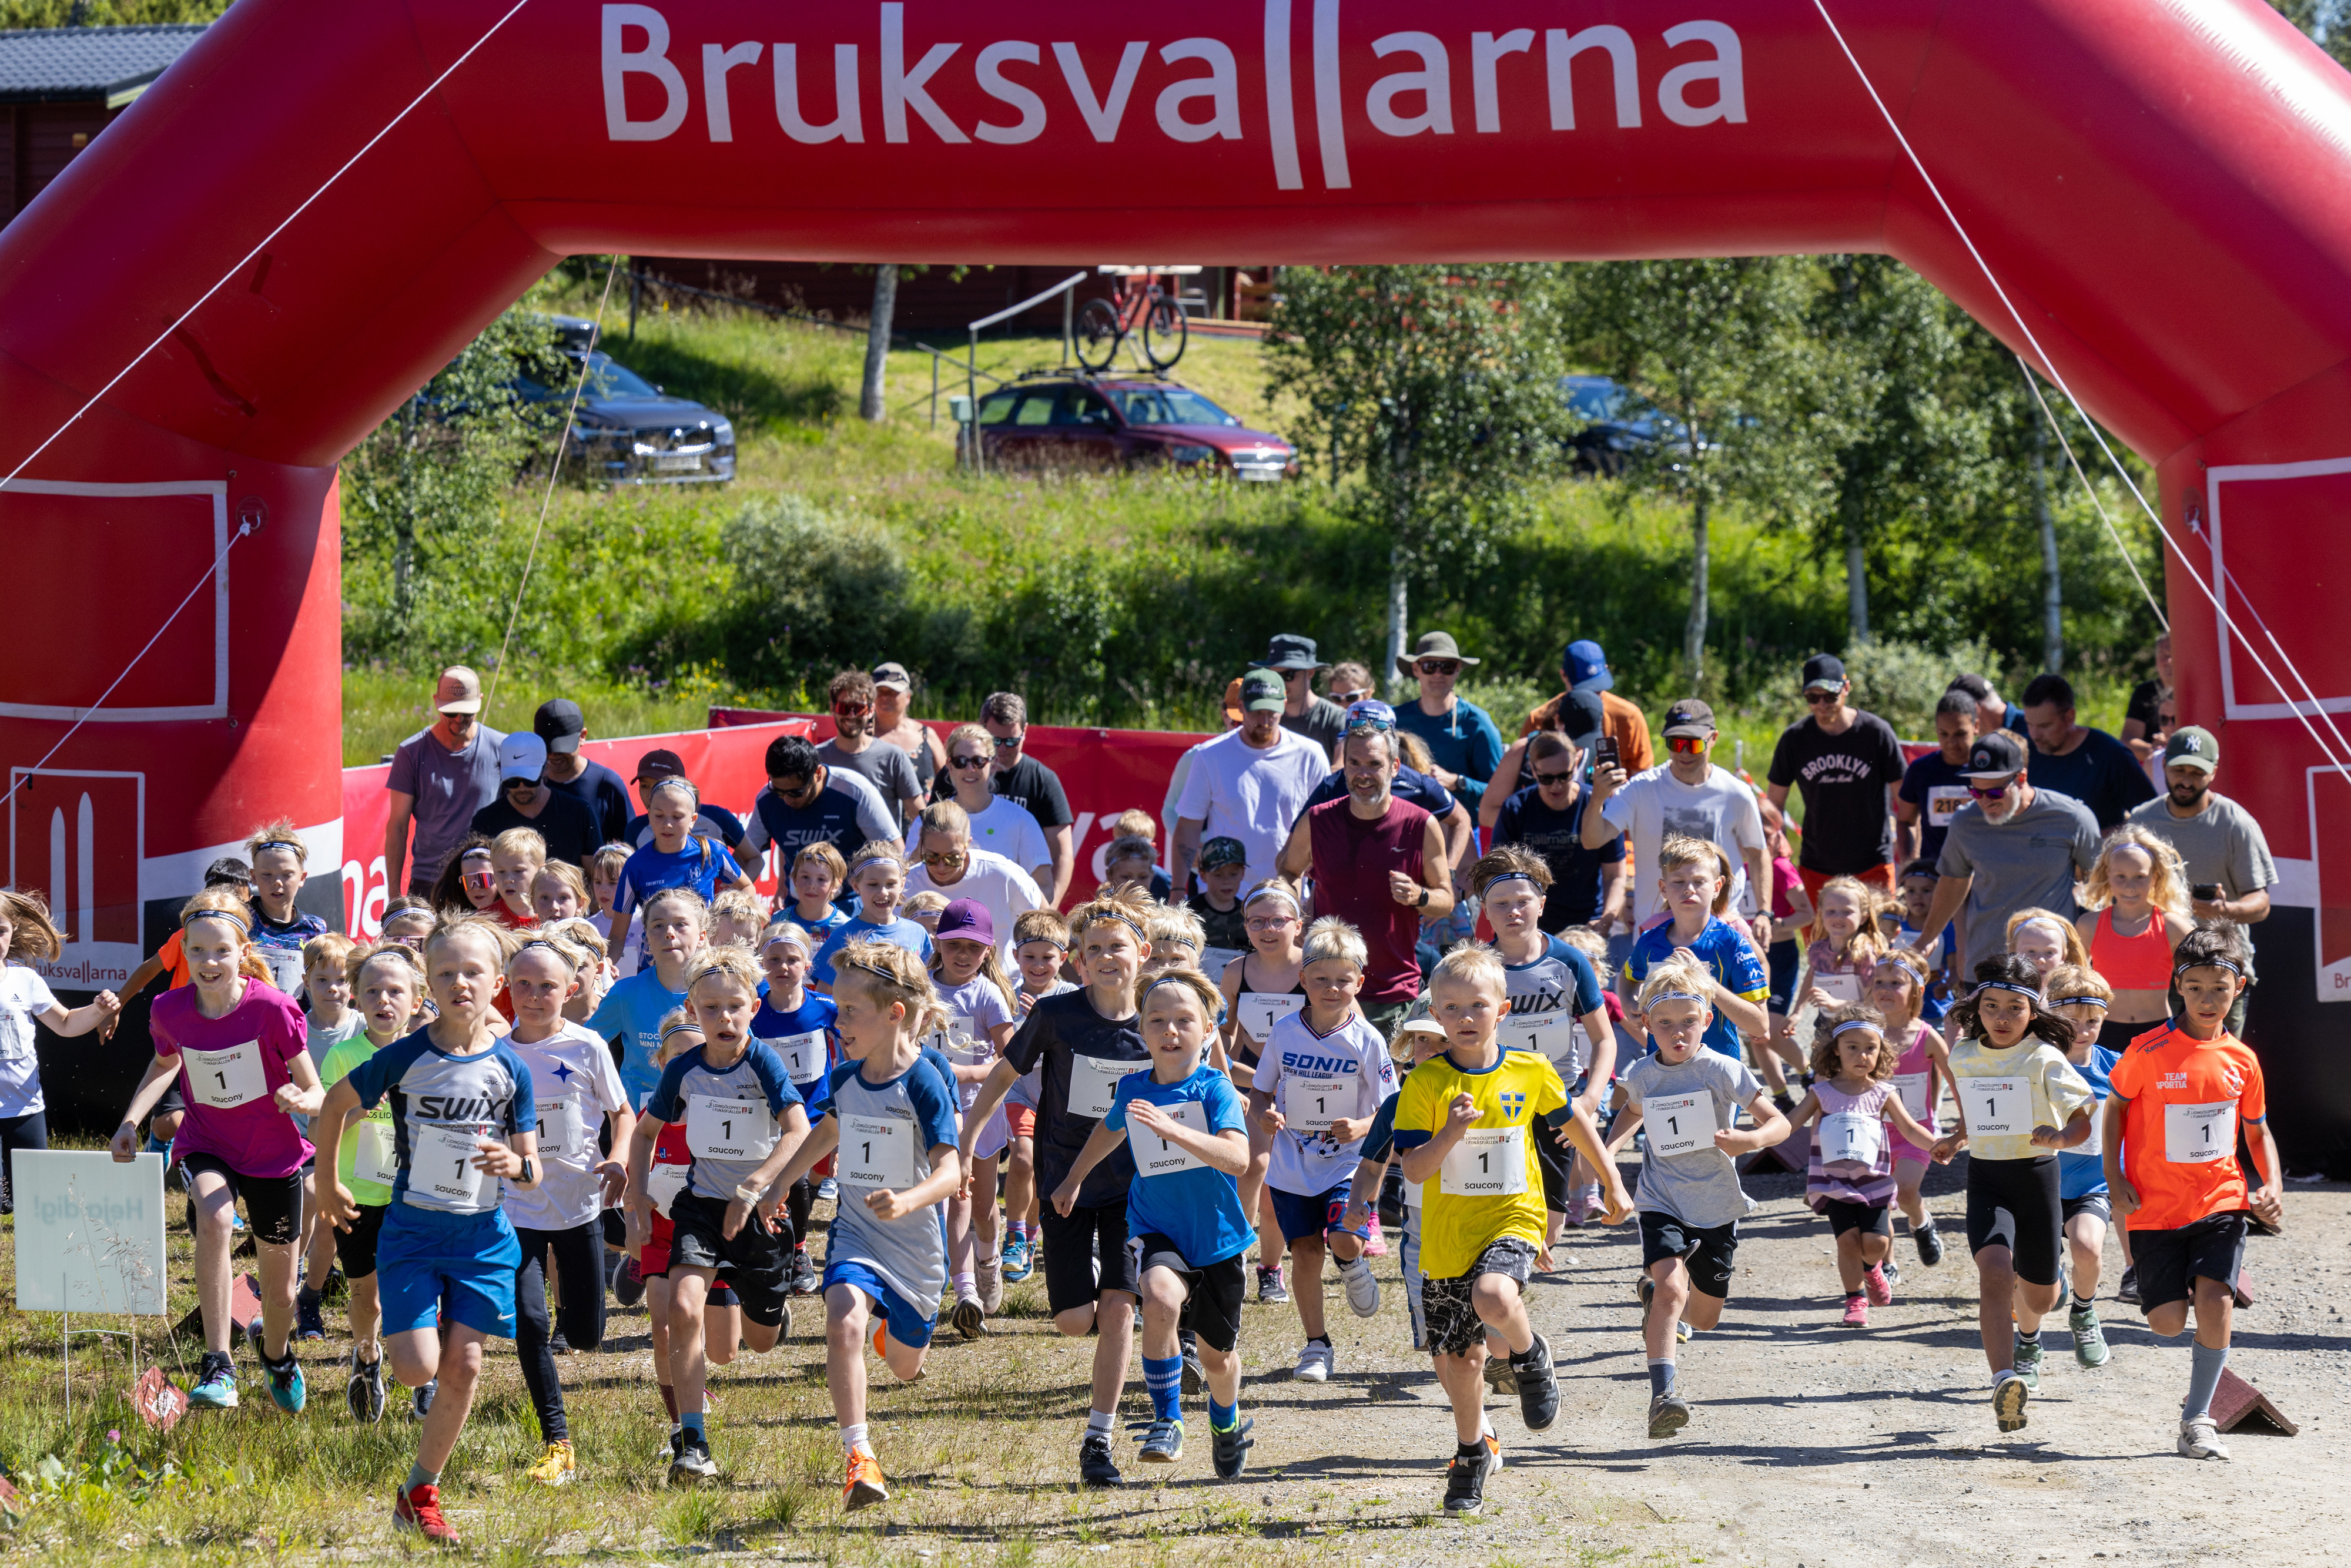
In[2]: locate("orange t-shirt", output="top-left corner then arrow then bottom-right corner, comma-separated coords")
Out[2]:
2107,1023 -> 2266,1233
156,929 -> 191,989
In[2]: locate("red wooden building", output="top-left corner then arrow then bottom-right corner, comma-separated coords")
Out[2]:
0,24 -> 207,222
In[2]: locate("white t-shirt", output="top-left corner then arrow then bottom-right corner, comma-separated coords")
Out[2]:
1251,1009 -> 1397,1195
903,848 -> 1047,963
498,1020 -> 631,1231
1173,725 -> 1328,892
0,965 -> 58,1117
907,797 -> 1050,880
1600,763 -> 1767,923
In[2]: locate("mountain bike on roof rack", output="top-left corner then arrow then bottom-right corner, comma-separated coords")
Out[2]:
1076,268 -> 1188,372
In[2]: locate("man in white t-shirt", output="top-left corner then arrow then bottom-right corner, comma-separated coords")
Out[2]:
905,723 -> 1052,888
1171,669 -> 1329,896
904,802 -> 1049,960
1580,697 -> 1769,936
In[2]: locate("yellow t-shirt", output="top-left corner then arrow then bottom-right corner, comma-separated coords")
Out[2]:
1393,1047 -> 1568,1279
1944,1034 -> 2092,1164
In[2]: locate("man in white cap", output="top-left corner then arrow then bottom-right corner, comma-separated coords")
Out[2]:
384,666 -> 507,897
468,732 -> 601,868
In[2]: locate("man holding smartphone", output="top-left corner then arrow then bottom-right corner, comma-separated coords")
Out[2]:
1580,698 -> 1770,944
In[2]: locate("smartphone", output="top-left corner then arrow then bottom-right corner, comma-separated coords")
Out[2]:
1595,735 -> 1620,770
2192,882 -> 2222,901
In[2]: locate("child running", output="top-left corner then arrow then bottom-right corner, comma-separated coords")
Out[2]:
1056,969 -> 1257,1476
611,780 -> 751,960
927,900 -> 1019,1331
751,921 -> 836,1297
781,843 -> 853,947
2044,962 -> 2119,1366
1867,950 -> 1954,1269
588,886 -> 708,1115
2075,826 -> 2194,1052
1345,1012 -> 1452,1355
246,822 -> 331,995
0,890 -> 120,1210
311,916 -> 540,1544
1391,943 -> 1626,1515
294,932 -> 365,1339
1790,873 -> 1886,1024
812,845 -> 933,987
1933,953 -> 2095,1433
996,908 -> 1074,1283
1217,879 -> 1308,1304
2105,925 -> 2282,1460
1602,956 -> 1789,1438
1622,836 -> 1772,1066
1784,1003 -> 1938,1327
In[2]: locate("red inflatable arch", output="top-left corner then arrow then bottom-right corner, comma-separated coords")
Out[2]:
5,0 -> 2351,1151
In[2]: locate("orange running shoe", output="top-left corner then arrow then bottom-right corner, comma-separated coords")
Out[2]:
843,1446 -> 889,1510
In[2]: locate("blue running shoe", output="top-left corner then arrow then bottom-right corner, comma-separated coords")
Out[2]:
189,1353 -> 239,1409
1001,1231 -> 1033,1285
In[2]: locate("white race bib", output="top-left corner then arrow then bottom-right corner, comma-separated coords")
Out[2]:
1959,1077 -> 2027,1140
1439,1126 -> 1528,1196
929,1013 -> 988,1066
1503,1010 -> 1579,1074
1280,1073 -> 1352,1134
1813,973 -> 1863,1006
2075,1095 -> 2106,1158
353,1115 -> 400,1188
1819,1108 -> 1886,1169
2165,1100 -> 2235,1164
408,1124 -> 492,1208
1642,1093 -> 1711,1158
769,1028 -> 828,1087
1067,1052 -> 1141,1118
184,1040 -> 267,1111
687,1095 -> 775,1162
533,1098 -> 582,1161
1236,992 -> 1305,1041
1927,784 -> 1970,827
646,1160 -> 688,1210
839,1113 -> 919,1190
1893,1070 -> 1934,1123
1201,947 -> 1246,982
1126,1100 -> 1208,1176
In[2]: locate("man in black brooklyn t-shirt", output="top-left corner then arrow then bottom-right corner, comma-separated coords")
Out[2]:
1764,653 -> 1906,896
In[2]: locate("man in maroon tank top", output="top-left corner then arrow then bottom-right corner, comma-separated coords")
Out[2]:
1277,726 -> 1455,1037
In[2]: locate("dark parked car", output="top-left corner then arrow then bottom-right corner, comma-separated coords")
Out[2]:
963,373 -> 1297,480
525,314 -> 735,484
1560,374 -> 1714,475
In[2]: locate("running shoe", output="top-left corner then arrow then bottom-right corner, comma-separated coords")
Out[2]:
1291,1340 -> 1334,1382
1513,1332 -> 1559,1432
668,1431 -> 718,1486
950,1294 -> 985,1342
525,1439 -> 575,1487
1484,1344 -> 1516,1396
1364,1215 -> 1388,1258
1914,1224 -> 1944,1267
976,1253 -> 1004,1314
393,1483 -> 459,1544
1138,1418 -> 1184,1464
1994,1371 -> 2030,1433
1442,1445 -> 1491,1515
412,1378 -> 437,1421
1180,1332 -> 1205,1397
1881,1258 -> 1902,1289
1211,1416 -> 1254,1479
1480,1427 -> 1505,1472
1864,1263 -> 1893,1306
264,1352 -> 306,1414
843,1446 -> 890,1509
2069,1302 -> 2111,1368
1256,1267 -> 1288,1305
1000,1231 -> 1033,1284
2116,1265 -> 2141,1305
816,1177 -> 838,1202
788,1247 -> 820,1298
347,1349 -> 387,1424
1637,1274 -> 1655,1308
1841,1294 -> 1870,1329
2178,1415 -> 2231,1461
295,1285 -> 326,1341
1647,1391 -> 1692,1439
1339,1254 -> 1380,1318
2012,1335 -> 2044,1390
550,1328 -> 571,1355
1079,1432 -> 1123,1488
612,1252 -> 647,1308
189,1355 -> 238,1410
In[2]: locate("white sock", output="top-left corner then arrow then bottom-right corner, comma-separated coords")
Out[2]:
838,1422 -> 869,1453
1086,1409 -> 1115,1436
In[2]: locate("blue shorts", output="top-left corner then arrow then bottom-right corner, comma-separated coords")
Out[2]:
1270,1179 -> 1363,1245
823,1258 -> 937,1351
376,1202 -> 522,1340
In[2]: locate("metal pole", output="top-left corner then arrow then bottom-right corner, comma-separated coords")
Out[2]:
930,352 -> 939,431
1063,285 -> 1074,367
967,328 -> 979,475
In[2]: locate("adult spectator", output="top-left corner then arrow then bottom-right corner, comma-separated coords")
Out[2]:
976,692 -> 1076,904
818,668 -> 925,825
1392,631 -> 1505,808
1581,698 -> 1768,934
1913,730 -> 2101,978
621,749 -> 744,850
1275,725 -> 1454,1036
468,733 -> 600,867
1324,661 -> 1375,709
734,734 -> 897,876
2125,727 -> 2275,929
533,698 -> 630,844
911,724 -> 1054,889
1895,688 -> 1978,865
870,661 -> 948,796
1253,634 -> 1349,756
384,666 -> 505,898
902,799 -> 1047,960
1947,672 -> 2030,736
2121,633 -> 2173,765
1171,669 -> 1327,897
1521,638 -> 1654,774
2020,672 -> 2157,829
1302,700 -> 1473,870
1764,653 -> 1907,901
1493,692 -> 1627,933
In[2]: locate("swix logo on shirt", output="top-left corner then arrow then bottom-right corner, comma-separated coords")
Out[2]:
414,1091 -> 516,1123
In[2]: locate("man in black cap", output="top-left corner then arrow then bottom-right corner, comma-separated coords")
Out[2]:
1911,731 -> 2101,979
534,698 -> 632,846
621,748 -> 745,850
1492,689 -> 1626,932
1253,634 -> 1349,758
1765,653 -> 1907,905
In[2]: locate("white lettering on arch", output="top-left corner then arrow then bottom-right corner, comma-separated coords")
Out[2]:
1546,24 -> 1640,130
976,41 -> 1047,143
1658,19 -> 1746,126
702,41 -> 761,141
773,43 -> 863,143
1157,38 -> 1243,142
1471,29 -> 1532,135
602,4 -> 688,142
1367,31 -> 1451,137
880,2 -> 967,143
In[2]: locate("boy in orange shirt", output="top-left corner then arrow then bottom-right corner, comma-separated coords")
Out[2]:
2103,924 -> 2283,1462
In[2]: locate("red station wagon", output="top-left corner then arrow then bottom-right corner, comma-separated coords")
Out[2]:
964,374 -> 1298,480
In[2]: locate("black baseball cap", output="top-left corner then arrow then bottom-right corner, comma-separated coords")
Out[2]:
1662,698 -> 1716,739
534,698 -> 585,754
1558,688 -> 1606,752
1802,653 -> 1847,691
1961,729 -> 2029,779
636,747 -> 686,783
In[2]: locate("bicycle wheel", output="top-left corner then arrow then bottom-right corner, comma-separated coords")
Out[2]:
1143,297 -> 1188,371
1074,299 -> 1123,370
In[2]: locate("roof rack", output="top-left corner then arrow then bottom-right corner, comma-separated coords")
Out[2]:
1006,366 -> 1178,386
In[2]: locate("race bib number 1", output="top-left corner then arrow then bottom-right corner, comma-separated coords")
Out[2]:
353,1117 -> 400,1188
1960,1077 -> 2026,1140
408,1124 -> 492,1209
185,1041 -> 266,1111
1642,1093 -> 1710,1158
1281,1074 -> 1351,1134
533,1098 -> 581,1160
1126,1100 -> 1208,1176
1236,993 -> 1305,1041
2165,1100 -> 2235,1164
770,1029 -> 827,1087
1893,1071 -> 1934,1123
839,1113 -> 919,1190
1818,1108 -> 1886,1168
1439,1127 -> 1527,1197
1067,1053 -> 1138,1118
687,1095 -> 775,1162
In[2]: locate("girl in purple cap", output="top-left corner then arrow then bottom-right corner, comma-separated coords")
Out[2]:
926,900 -> 1019,1337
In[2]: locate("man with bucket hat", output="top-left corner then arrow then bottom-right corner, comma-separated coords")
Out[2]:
1394,631 -> 1505,809
1253,634 -> 1349,757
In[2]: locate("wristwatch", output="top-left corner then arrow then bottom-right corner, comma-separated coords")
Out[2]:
515,1157 -> 535,1185
1415,885 -> 1431,907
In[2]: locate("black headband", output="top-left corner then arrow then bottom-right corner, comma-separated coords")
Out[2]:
183,906 -> 247,934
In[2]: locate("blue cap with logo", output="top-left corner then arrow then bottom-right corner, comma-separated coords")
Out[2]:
1563,639 -> 1612,692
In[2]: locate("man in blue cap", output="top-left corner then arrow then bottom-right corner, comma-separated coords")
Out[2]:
1522,641 -> 1652,775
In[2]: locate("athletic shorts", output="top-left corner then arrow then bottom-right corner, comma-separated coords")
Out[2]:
1639,1211 -> 1739,1299
1040,1200 -> 1138,1314
825,1258 -> 937,1351
1816,1197 -> 1891,1238
333,1201 -> 389,1279
665,1190 -> 791,1330
1421,1237 -> 1538,1358
179,1152 -> 302,1247
1133,1234 -> 1247,1354
2131,1211 -> 2248,1313
1766,938 -> 1802,1016
1533,1115 -> 1575,1212
376,1202 -> 522,1339
1269,1179 -> 1364,1245
2062,1192 -> 2112,1227
1965,1154 -> 2062,1286
639,1222 -> 735,1300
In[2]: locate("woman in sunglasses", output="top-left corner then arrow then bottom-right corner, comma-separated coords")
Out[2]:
913,723 -> 1054,894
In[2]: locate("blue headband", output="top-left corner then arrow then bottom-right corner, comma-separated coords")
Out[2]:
1831,1018 -> 1881,1037
1483,871 -> 1540,890
1646,991 -> 1706,1007
183,906 -> 247,933
2049,995 -> 2106,1009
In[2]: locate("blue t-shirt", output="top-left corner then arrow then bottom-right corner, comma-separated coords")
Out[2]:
343,1029 -> 534,1216
1623,917 -> 1769,1061
781,902 -> 853,946
1305,765 -> 1459,819
1104,1063 -> 1252,1268
2059,1044 -> 2119,1200
812,916 -> 934,989
616,836 -> 741,913
585,967 -> 687,1112
818,1052 -> 962,1313
1393,699 -> 1505,805
752,990 -> 838,1108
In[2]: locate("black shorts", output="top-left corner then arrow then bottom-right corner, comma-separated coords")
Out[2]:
2132,1211 -> 2248,1313
1639,1211 -> 1739,1299
2062,1192 -> 2112,1227
1133,1235 -> 1246,1354
664,1190 -> 791,1329
334,1201 -> 389,1279
1767,938 -> 1802,1016
154,1080 -> 186,1118
1040,1200 -> 1139,1314
1817,1197 -> 1891,1238
1535,1120 -> 1571,1212
179,1152 -> 302,1247
2098,1017 -> 2155,1053
1422,1237 -> 1537,1357
1965,1154 -> 2062,1286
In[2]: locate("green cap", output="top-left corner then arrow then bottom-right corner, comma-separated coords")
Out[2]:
1240,669 -> 1287,712
2164,725 -> 2218,773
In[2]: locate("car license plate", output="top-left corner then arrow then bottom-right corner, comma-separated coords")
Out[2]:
653,453 -> 702,473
